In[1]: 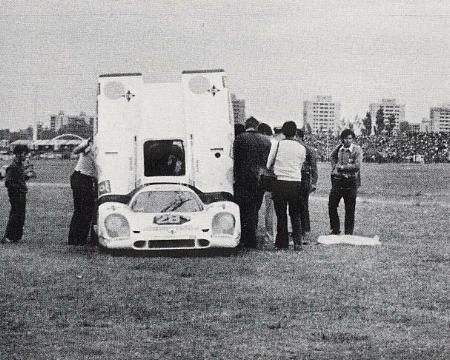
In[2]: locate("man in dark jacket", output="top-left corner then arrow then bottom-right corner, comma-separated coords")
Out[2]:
2,145 -> 31,243
233,117 -> 271,248
297,129 -> 318,241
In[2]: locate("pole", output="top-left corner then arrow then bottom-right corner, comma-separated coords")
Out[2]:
33,85 -> 38,142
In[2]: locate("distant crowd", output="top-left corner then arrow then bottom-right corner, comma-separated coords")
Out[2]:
301,132 -> 450,163
2,131 -> 449,164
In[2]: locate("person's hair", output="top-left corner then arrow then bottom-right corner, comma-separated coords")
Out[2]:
273,126 -> 282,134
13,145 -> 29,155
234,124 -> 245,136
281,121 -> 297,138
297,128 -> 305,139
257,123 -> 273,136
245,116 -> 259,130
340,129 -> 356,140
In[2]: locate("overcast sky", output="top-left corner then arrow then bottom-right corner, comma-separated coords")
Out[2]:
1,0 -> 449,130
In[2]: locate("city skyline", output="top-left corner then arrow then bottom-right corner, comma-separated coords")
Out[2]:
1,0 -> 449,130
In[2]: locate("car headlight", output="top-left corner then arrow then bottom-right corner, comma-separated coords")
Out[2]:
104,213 -> 130,238
212,212 -> 235,236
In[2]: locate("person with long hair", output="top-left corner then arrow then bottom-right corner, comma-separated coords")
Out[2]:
328,129 -> 363,235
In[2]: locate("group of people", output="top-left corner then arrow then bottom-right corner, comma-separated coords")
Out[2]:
233,117 -> 362,251
2,118 -> 362,250
1,138 -> 97,246
359,132 -> 450,163
305,132 -> 449,164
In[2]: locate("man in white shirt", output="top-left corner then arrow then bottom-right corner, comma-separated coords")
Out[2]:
68,138 -> 97,245
266,121 -> 306,250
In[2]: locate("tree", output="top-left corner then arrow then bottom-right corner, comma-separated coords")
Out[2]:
387,114 -> 396,136
351,115 -> 363,135
39,128 -> 58,140
376,107 -> 385,135
362,112 -> 372,136
336,117 -> 348,135
305,122 -> 312,134
399,121 -> 409,133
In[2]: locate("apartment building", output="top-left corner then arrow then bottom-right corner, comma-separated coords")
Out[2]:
50,111 -> 95,133
303,96 -> 341,134
430,104 -> 450,132
230,94 -> 246,125
369,98 -> 405,132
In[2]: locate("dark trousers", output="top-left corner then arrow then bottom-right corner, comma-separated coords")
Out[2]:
235,185 -> 264,248
272,180 -> 302,248
299,181 -> 311,234
328,187 -> 357,235
5,190 -> 26,241
68,171 -> 96,245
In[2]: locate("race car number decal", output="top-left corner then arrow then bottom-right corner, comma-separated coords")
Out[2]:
154,214 -> 190,225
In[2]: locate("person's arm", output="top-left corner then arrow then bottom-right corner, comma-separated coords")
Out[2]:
233,137 -> 241,181
72,138 -> 91,155
342,146 -> 363,172
266,140 -> 279,169
4,166 -> 19,190
330,146 -> 339,172
309,148 -> 318,186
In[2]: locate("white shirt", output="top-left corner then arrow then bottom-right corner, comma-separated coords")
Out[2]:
266,139 -> 306,182
74,151 -> 97,178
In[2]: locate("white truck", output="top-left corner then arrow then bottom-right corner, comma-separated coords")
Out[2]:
94,69 -> 240,251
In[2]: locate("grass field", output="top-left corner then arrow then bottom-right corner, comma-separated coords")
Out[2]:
1,160 -> 449,359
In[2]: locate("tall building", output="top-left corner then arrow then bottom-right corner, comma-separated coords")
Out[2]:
50,111 -> 95,132
303,96 -> 341,134
230,94 -> 246,125
369,98 -> 405,133
430,104 -> 450,132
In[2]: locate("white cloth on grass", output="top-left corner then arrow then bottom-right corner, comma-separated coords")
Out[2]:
317,234 -> 381,246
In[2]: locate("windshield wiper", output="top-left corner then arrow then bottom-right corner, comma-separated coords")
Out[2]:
160,198 -> 193,212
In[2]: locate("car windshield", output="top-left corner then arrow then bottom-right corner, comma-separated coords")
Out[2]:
130,190 -> 202,213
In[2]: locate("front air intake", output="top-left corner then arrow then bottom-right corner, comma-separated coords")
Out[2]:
148,240 -> 195,249
198,239 -> 210,247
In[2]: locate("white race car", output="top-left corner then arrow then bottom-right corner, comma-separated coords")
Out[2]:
97,183 -> 240,251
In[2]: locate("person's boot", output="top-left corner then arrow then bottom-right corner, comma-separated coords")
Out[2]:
293,242 -> 303,251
